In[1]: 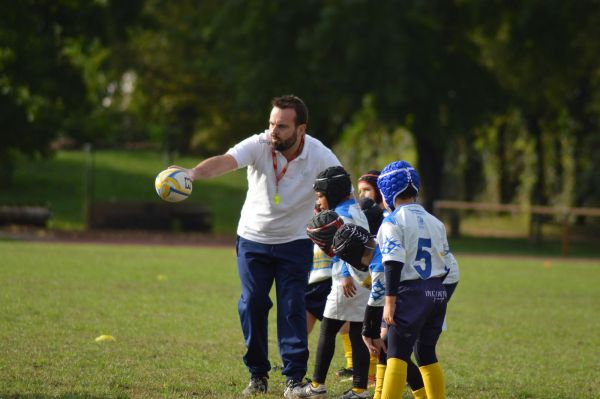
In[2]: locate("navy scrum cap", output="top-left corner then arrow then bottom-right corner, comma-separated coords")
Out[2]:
313,166 -> 351,210
307,210 -> 344,256
377,161 -> 420,211
332,223 -> 374,272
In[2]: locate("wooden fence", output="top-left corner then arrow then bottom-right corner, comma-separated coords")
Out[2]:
433,200 -> 600,256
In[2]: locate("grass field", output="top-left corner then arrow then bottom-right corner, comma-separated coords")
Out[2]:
3,149 -> 600,260
1,241 -> 598,399
0,150 -> 246,233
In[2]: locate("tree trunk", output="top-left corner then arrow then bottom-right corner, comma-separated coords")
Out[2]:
496,119 -> 517,204
526,115 -> 546,244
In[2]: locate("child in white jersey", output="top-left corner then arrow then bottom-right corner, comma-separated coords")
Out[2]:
296,166 -> 372,399
376,160 -> 459,399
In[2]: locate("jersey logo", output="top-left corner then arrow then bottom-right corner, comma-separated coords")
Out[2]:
381,237 -> 401,255
370,279 -> 385,302
417,215 -> 425,230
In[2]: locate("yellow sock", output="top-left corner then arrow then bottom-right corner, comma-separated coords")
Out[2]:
412,387 -> 428,399
381,358 -> 407,399
311,381 -> 322,388
419,362 -> 445,399
341,333 -> 353,369
352,388 -> 366,394
373,364 -> 386,399
369,354 -> 377,378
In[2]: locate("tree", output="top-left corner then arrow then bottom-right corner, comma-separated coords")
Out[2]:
0,0 -> 143,182
477,0 -> 600,236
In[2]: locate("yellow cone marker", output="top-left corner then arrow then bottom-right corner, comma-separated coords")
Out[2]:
95,334 -> 116,342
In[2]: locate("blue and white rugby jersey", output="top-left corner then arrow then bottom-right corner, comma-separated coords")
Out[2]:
377,203 -> 459,283
336,198 -> 370,228
342,246 -> 386,308
367,247 -> 386,307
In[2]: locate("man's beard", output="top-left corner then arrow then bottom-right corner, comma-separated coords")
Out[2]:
272,129 -> 299,152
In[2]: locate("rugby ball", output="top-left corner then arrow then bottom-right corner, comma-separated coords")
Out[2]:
155,168 -> 193,202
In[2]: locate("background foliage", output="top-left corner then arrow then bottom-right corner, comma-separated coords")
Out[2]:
1,0 -> 600,235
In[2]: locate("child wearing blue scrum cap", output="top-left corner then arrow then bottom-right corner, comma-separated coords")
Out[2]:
375,160 -> 459,399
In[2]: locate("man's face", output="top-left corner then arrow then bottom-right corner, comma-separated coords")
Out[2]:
315,192 -> 329,211
358,181 -> 377,201
269,107 -> 305,152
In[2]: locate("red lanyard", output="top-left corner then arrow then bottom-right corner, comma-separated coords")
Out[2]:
271,135 -> 304,205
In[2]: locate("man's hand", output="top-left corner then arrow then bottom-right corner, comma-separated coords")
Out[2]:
341,277 -> 357,297
383,296 -> 396,325
168,165 -> 195,180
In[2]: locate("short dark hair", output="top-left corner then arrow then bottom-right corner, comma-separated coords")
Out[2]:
272,95 -> 308,126
396,185 -> 418,200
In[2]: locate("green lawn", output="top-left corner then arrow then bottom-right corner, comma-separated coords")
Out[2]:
2,149 -> 599,259
0,241 -> 598,398
0,150 -> 246,233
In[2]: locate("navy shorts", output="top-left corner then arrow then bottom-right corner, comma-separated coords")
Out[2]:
381,281 -> 457,330
305,278 -> 332,320
386,278 -> 447,361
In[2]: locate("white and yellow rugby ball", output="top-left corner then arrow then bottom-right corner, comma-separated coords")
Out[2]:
155,168 -> 192,202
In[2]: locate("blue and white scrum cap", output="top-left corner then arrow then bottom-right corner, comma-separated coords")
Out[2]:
376,161 -> 420,211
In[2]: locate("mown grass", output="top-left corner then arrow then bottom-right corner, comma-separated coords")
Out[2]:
2,149 -> 600,259
0,241 -> 598,398
0,150 -> 246,233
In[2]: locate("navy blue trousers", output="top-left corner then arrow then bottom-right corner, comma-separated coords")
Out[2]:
236,236 -> 313,381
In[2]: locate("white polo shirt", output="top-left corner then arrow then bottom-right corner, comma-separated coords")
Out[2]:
227,130 -> 341,244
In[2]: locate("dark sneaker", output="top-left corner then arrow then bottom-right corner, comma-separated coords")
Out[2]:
289,381 -> 327,398
283,378 -> 305,399
242,375 -> 268,395
338,388 -> 372,399
335,367 -> 354,378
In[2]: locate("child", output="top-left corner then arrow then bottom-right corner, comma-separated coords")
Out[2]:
331,223 -> 385,357
294,166 -> 372,399
376,160 -> 458,399
357,170 -> 385,237
332,222 -> 453,399
306,210 -> 344,334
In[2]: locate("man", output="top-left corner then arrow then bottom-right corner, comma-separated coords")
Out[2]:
173,95 -> 341,397
376,160 -> 457,399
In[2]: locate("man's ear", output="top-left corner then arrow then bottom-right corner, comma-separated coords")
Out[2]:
297,123 -> 307,135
